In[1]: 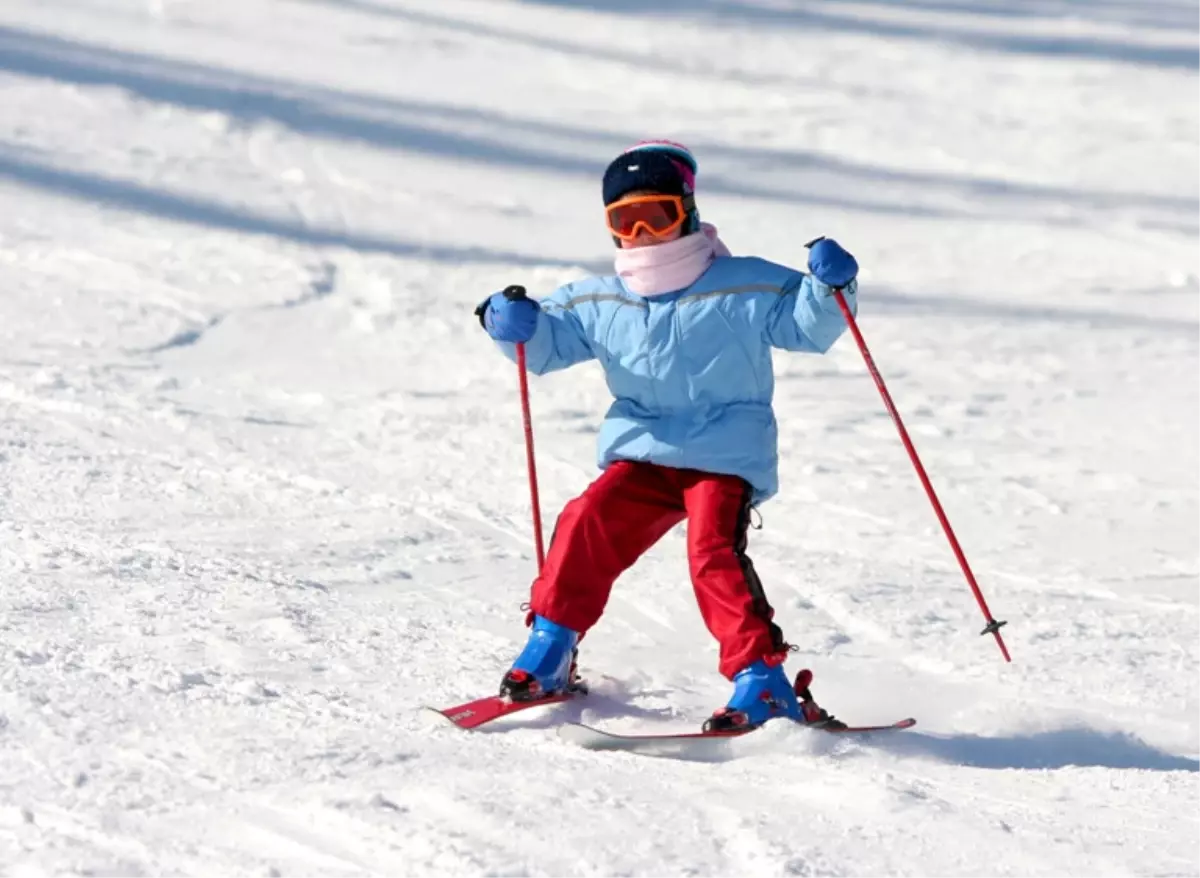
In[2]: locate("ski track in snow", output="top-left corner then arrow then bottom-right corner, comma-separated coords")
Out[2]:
0,0 -> 1197,875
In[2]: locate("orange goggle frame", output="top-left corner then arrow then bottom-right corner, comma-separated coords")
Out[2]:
605,193 -> 694,241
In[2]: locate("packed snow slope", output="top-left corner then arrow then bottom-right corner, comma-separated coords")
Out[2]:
1,0 -> 1197,875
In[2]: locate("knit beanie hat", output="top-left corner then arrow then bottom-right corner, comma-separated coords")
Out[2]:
601,140 -> 701,234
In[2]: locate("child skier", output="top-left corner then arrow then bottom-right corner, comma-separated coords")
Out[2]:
474,141 -> 859,731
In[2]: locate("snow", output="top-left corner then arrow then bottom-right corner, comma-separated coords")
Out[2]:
0,0 -> 1197,874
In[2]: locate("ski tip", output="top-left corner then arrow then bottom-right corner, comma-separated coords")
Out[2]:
557,716 -> 918,757
556,721 -> 746,757
422,704 -> 465,726
829,717 -> 917,733
556,722 -> 610,747
421,698 -> 503,730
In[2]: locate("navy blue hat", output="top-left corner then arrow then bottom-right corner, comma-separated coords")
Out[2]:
602,149 -> 692,206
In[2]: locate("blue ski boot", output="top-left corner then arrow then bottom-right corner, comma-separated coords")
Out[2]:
703,663 -> 844,732
499,615 -> 586,702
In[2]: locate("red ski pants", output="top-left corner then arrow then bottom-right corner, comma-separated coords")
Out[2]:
528,460 -> 788,679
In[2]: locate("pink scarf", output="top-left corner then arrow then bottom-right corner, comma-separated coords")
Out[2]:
614,223 -> 731,296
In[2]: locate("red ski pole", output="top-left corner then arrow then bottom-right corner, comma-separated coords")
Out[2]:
515,342 -> 546,573
832,291 -> 1010,662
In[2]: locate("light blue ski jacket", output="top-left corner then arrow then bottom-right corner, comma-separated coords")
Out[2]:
496,256 -> 856,503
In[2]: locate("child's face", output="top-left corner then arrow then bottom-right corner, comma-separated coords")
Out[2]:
621,225 -> 683,249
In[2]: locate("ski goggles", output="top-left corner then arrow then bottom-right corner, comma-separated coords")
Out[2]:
605,193 -> 694,242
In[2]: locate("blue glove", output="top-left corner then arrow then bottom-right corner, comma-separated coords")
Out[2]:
805,236 -> 858,289
474,285 -> 540,343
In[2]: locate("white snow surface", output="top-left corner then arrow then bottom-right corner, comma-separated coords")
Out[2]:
1,0 -> 1198,875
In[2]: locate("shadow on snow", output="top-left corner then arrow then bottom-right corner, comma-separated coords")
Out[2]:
882,725 -> 1200,771
512,0 -> 1199,70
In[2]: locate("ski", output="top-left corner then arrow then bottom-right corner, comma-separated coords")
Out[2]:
557,716 -> 916,757
426,691 -> 580,730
